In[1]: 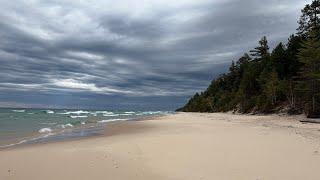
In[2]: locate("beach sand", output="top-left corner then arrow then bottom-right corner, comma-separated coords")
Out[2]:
1,113 -> 320,180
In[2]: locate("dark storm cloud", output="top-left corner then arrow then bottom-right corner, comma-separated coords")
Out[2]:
0,0 -> 310,109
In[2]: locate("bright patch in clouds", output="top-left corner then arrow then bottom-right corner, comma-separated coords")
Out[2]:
51,79 -> 134,95
0,0 -> 309,109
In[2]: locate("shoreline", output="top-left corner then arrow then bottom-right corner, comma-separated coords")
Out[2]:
0,114 -> 163,150
1,113 -> 320,180
2,112 -> 320,150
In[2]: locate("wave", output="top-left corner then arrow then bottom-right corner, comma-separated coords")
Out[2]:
45,110 -> 55,114
58,110 -> 90,115
124,111 -> 135,114
0,139 -> 27,148
95,111 -> 113,114
12,109 -> 25,113
60,123 -> 73,128
136,111 -> 170,115
98,119 -> 129,123
70,115 -> 88,119
39,128 -> 52,133
102,114 -> 119,117
0,132 -> 55,148
118,114 -> 132,116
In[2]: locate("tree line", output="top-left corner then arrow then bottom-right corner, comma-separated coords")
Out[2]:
178,0 -> 320,118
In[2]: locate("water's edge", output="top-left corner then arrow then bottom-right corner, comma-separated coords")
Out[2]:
0,109 -> 172,149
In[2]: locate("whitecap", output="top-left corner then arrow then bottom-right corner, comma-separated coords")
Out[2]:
39,128 -> 52,133
102,114 -> 119,117
140,111 -> 166,115
70,115 -> 88,119
98,119 -> 129,123
61,123 -> 73,128
12,109 -> 25,113
95,111 -> 113,114
45,110 -> 55,114
124,111 -> 135,114
58,110 -> 90,115
119,114 -> 132,116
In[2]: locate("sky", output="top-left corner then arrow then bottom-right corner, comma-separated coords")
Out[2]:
0,0 -> 310,110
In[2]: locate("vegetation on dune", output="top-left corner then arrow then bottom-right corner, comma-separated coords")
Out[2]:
178,0 -> 320,118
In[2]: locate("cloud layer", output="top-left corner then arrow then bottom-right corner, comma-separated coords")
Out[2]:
0,0 -> 310,109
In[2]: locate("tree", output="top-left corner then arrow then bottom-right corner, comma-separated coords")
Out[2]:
271,43 -> 288,79
237,63 -> 259,113
298,30 -> 320,117
298,0 -> 320,38
278,80 -> 297,112
264,69 -> 279,106
250,36 -> 270,59
286,35 -> 303,78
177,1 -> 320,118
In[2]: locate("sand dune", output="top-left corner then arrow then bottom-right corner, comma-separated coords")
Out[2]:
1,113 -> 320,180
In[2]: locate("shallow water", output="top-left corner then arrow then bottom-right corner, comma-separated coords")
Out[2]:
0,108 -> 171,148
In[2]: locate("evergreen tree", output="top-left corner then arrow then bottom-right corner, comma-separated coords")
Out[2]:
264,69 -> 279,106
271,43 -> 288,79
250,36 -> 270,59
298,30 -> 320,117
298,0 -> 320,38
286,35 -> 303,78
177,1 -> 320,118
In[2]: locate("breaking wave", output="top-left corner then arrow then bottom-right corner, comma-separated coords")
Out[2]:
39,128 -> 52,133
12,109 -> 26,113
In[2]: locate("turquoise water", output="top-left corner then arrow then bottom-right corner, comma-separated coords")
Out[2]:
0,108 -> 171,148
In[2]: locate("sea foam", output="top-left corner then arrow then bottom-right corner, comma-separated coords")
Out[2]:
45,110 -> 55,114
12,109 -> 25,113
58,110 -> 90,115
102,114 -> 119,117
39,128 -> 52,133
60,123 -> 73,128
98,119 -> 129,123
70,115 -> 88,119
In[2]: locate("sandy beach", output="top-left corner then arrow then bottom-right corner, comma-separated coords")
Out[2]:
1,113 -> 320,180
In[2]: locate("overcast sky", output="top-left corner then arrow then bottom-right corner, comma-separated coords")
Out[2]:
0,0 -> 310,110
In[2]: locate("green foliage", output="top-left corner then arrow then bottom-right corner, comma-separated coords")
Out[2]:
178,1 -> 320,118
298,30 -> 320,117
298,0 -> 320,38
250,36 -> 270,59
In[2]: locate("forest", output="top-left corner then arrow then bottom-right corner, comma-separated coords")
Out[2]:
178,0 -> 320,118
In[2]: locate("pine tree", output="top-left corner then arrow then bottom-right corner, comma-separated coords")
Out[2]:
178,1 -> 320,118
298,0 -> 320,38
286,35 -> 303,78
298,30 -> 320,117
250,36 -> 270,59
271,43 -> 288,79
